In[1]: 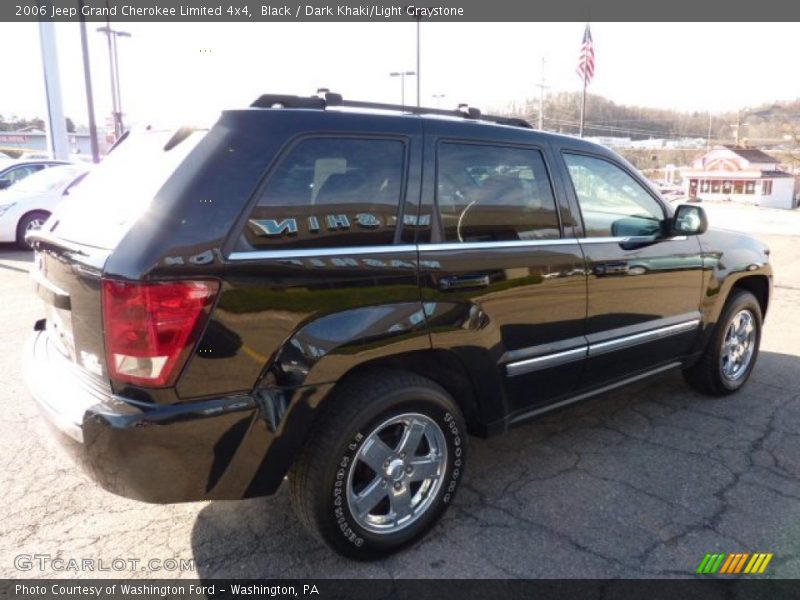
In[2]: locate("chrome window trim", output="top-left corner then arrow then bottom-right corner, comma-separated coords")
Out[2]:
228,239 -> 581,260
421,239 -> 579,251
228,245 -> 418,260
227,236 -> 688,260
577,235 -> 687,244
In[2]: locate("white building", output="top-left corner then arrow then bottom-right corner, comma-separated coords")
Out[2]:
683,145 -> 799,209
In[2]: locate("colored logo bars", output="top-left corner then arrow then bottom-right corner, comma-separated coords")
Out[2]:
696,552 -> 773,575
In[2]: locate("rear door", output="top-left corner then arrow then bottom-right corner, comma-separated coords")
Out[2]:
557,149 -> 703,386
208,120 -> 429,397
416,122 -> 587,424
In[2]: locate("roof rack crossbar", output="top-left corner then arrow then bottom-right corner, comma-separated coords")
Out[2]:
250,94 -> 326,109
250,92 -> 533,129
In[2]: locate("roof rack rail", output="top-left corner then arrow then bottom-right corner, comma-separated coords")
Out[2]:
249,92 -> 533,129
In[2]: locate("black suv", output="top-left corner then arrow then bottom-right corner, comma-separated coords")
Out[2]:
24,93 -> 771,559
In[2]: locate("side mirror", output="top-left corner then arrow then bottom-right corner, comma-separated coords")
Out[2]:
0,179 -> 11,190
672,204 -> 708,236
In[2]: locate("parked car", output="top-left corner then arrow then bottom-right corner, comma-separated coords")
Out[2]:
17,151 -> 52,160
0,164 -> 89,248
24,94 -> 772,559
0,159 -> 71,190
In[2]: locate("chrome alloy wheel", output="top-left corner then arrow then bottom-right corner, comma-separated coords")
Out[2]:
720,309 -> 756,381
346,412 -> 447,534
25,217 -> 46,232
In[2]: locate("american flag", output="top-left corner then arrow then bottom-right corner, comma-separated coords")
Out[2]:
576,24 -> 595,85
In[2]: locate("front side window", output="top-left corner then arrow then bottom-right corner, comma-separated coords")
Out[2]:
246,137 -> 405,249
436,143 -> 560,243
5,164 -> 41,184
563,153 -> 665,238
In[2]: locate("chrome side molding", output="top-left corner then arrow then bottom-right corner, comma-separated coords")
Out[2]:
505,346 -> 587,377
587,320 -> 701,357
506,318 -> 700,377
507,362 -> 683,425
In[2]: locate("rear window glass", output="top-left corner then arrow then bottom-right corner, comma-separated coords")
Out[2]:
245,137 -> 405,249
11,165 -> 84,193
49,128 -> 206,249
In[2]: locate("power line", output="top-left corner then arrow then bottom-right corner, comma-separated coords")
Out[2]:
541,117 -> 710,139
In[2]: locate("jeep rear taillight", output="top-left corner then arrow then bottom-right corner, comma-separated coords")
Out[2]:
101,279 -> 219,387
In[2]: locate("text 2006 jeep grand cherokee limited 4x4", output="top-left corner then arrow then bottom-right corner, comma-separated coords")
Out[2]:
24,93 -> 771,559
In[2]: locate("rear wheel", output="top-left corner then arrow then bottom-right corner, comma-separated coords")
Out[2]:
683,289 -> 762,395
289,370 -> 466,559
16,211 -> 50,249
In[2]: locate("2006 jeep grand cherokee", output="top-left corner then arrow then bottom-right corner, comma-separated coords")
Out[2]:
24,93 -> 771,559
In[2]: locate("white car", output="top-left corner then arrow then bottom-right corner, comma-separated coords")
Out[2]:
0,164 -> 89,248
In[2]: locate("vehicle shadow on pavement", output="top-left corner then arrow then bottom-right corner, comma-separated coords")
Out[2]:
190,350 -> 800,579
0,243 -> 32,272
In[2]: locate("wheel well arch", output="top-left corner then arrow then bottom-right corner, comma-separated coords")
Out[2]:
16,209 -> 51,239
731,274 -> 770,318
332,349 -> 487,436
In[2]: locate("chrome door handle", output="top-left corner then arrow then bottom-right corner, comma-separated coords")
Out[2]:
438,274 -> 491,291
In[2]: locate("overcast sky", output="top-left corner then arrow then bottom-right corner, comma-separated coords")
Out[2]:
1,22 -> 798,130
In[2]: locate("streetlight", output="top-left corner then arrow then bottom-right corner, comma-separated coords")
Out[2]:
432,93 -> 446,109
389,71 -> 416,109
97,25 -> 131,139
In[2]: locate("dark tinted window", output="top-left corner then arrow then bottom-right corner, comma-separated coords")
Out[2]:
4,164 -> 42,184
563,153 -> 665,237
247,138 -> 405,249
436,143 -> 560,243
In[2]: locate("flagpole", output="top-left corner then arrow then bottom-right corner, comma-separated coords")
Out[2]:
579,54 -> 587,138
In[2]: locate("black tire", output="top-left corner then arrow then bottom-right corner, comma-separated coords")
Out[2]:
683,289 -> 762,396
289,369 -> 466,560
16,211 -> 50,249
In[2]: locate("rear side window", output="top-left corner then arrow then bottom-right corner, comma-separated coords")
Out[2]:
245,137 -> 405,249
436,143 -> 560,243
50,128 -> 207,249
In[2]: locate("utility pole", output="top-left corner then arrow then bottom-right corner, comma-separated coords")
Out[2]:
535,56 -> 548,130
415,17 -> 421,107
706,112 -> 712,151
79,0 -> 100,163
97,25 -> 131,139
389,71 -> 416,110
38,21 -> 70,160
734,110 -> 741,146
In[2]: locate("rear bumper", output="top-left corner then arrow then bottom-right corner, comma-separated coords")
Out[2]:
23,329 -> 298,503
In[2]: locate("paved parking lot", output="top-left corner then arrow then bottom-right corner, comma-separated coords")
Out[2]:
1,203 -> 799,579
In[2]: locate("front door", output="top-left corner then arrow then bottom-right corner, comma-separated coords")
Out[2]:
416,130 -> 587,424
559,151 -> 704,387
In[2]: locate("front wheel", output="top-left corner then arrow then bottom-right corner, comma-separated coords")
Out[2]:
289,370 -> 466,559
683,289 -> 762,395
